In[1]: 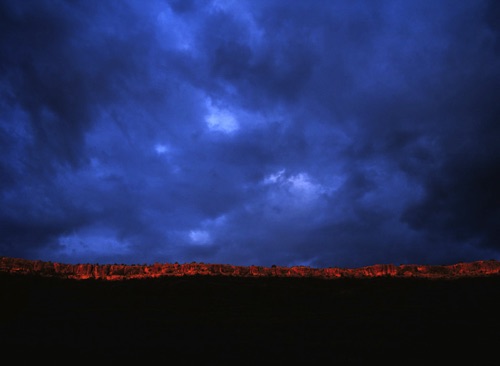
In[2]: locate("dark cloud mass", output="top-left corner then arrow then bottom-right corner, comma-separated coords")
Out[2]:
1,0 -> 499,267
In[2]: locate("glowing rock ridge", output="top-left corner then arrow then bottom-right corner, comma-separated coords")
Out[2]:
1,256 -> 500,280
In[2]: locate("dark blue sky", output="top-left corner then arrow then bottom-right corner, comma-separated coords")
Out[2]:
1,0 -> 499,268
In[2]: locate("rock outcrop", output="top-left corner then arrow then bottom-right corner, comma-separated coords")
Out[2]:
1,256 -> 500,280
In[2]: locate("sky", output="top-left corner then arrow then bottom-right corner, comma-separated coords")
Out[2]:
1,0 -> 499,268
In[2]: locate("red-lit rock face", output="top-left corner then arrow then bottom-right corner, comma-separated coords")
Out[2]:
1,256 -> 499,280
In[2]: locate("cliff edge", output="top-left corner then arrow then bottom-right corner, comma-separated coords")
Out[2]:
1,256 -> 500,280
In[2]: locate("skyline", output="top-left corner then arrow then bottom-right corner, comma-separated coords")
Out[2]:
1,0 -> 499,268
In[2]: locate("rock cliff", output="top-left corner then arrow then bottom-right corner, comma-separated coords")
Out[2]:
1,256 -> 499,280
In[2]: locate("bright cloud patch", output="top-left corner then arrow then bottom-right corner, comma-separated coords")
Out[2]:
205,104 -> 239,134
263,170 -> 326,200
189,230 -> 212,245
288,173 -> 322,199
154,143 -> 169,155
261,170 -> 331,216
263,169 -> 286,184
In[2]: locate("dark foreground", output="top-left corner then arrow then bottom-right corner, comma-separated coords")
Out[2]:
1,273 -> 499,364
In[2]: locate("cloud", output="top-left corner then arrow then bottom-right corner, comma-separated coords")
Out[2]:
189,230 -> 212,245
205,102 -> 239,133
402,151 -> 500,249
1,0 -> 499,267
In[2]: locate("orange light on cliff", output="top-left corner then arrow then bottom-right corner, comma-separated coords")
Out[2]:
1,256 -> 500,281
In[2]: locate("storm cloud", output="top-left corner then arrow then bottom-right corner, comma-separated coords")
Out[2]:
1,0 -> 499,267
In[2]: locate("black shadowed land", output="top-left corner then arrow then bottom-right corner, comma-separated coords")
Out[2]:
1,257 -> 499,363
